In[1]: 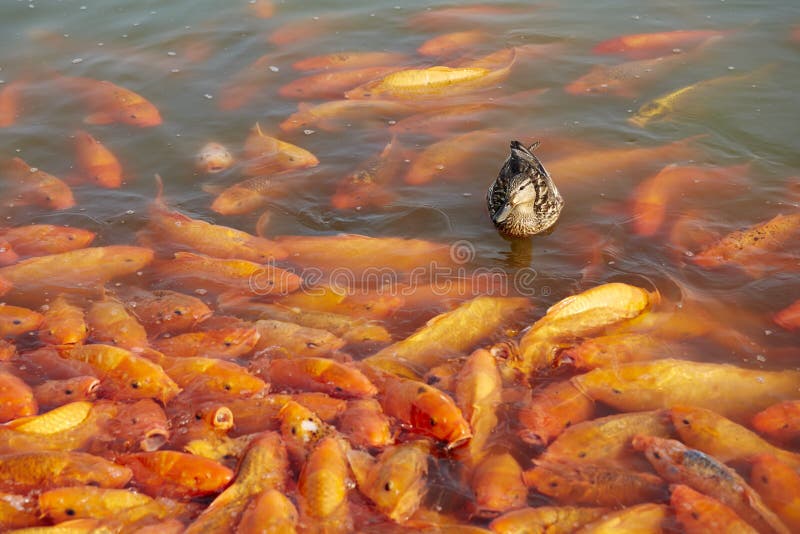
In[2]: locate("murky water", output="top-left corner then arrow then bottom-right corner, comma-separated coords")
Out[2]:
1,0 -> 799,530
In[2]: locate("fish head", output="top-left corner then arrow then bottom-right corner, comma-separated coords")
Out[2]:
629,99 -> 668,127
210,186 -> 262,215
120,102 -> 163,127
366,442 -> 430,522
409,387 -> 472,447
196,142 -> 234,173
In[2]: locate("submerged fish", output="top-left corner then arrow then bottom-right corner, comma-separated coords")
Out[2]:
195,142 -> 234,174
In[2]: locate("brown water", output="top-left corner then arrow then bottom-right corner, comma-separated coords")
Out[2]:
1,0 -> 799,530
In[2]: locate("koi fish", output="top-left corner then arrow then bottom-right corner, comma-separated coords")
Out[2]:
38,295 -> 88,345
209,171 -> 303,216
518,379 -> 595,447
298,435 -> 351,531
279,66 -> 402,100
556,332 -> 670,370
573,359 -> 800,423
57,75 -> 162,127
752,400 -> 800,445
4,157 -> 75,210
0,239 -> 17,266
151,251 -> 301,297
469,452 -> 527,518
156,354 -> 266,397
73,129 -> 123,188
573,503 -> 668,533
293,51 -> 411,72
237,489 -> 299,534
405,128 -> 500,185
241,123 -> 319,176
118,287 -> 212,337
750,454 -> 800,532
31,376 -> 100,411
0,372 -> 37,423
195,142 -> 234,174
774,299 -> 800,331
418,30 -> 489,57
454,348 -> 502,466
57,343 -> 180,404
251,319 -> 346,358
631,163 -> 750,236
593,29 -> 730,59
0,400 -> 110,453
118,450 -> 234,499
267,357 -> 377,399
366,295 -> 529,377
0,450 -> 132,493
0,304 -> 44,337
94,398 -> 170,454
247,0 -> 274,19
632,435 -> 790,534
347,440 -> 429,523
153,326 -> 260,359
0,80 -> 25,128
489,506 -> 610,534
39,486 -> 189,524
217,54 -> 278,111
280,99 -> 417,132
671,484 -> 758,534
629,64 -> 778,127
670,405 -> 800,469
0,224 -> 95,257
337,399 -> 394,449
522,457 -> 668,506
87,297 -> 149,351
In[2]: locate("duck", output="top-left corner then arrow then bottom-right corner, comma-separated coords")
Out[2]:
486,140 -> 564,238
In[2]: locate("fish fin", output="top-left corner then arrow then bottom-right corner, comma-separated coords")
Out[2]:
346,448 -> 376,488
84,112 -> 114,125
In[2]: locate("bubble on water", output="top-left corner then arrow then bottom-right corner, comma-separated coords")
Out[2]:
167,51 -> 177,56
756,355 -> 767,363
463,192 -> 472,197
195,288 -> 207,295
203,94 -> 213,100
764,329 -> 773,336
126,209 -> 135,215
170,68 -> 181,73
79,5 -> 87,10
727,65 -> 736,70
71,58 -> 83,64
387,120 -> 396,125
269,65 -> 279,72
303,129 -> 315,135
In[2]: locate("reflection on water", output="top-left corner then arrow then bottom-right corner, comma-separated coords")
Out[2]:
0,0 -> 799,531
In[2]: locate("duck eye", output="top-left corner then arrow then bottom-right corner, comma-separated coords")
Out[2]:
518,185 -> 527,191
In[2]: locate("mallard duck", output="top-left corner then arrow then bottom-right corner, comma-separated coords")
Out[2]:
486,140 -> 564,238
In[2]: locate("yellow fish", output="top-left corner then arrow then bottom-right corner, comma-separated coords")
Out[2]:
629,63 -> 778,127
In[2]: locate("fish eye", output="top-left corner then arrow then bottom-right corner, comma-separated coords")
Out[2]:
652,451 -> 661,459
12,319 -> 21,325
130,114 -> 137,119
195,413 -> 202,420
429,417 -> 437,427
130,380 -> 140,389
173,310 -> 183,316
384,481 -> 393,491
223,383 -> 232,391
65,508 -> 76,516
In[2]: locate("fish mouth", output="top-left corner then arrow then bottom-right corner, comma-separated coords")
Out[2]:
491,202 -> 512,224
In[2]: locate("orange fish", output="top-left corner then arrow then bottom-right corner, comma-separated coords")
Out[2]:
418,30 -> 489,57
58,76 -> 162,127
388,101 -> 496,138
671,484 -> 758,534
152,251 -> 302,297
237,488 -> 299,534
454,348 -> 502,465
155,353 -> 266,397
293,51 -> 411,72
278,400 -> 329,463
406,5 -> 526,30
31,376 -> 100,411
632,435 -> 790,534
565,51 -> 701,97
573,503 -> 668,533
298,435 -> 351,531
774,299 -> 800,331
631,163 -> 750,236
670,405 -> 800,469
38,486 -> 185,524
0,339 -> 14,361
195,142 -> 234,174
118,450 -> 234,499
405,129 -> 501,185
347,440 -> 429,523
118,287 -> 212,337
0,245 -> 153,300
337,399 -> 394,449
38,295 -> 88,345
218,54 -> 278,111
0,490 -> 40,530
0,80 -> 25,128
98,398 -> 170,454
692,213 -> 800,276
247,0 -> 275,19
153,326 -> 260,359
144,175 -> 289,262
0,224 -> 95,257
555,332 -> 669,370
593,29 -> 730,59
752,400 -> 800,446
73,129 -> 123,188
4,157 -> 75,210
57,343 -> 180,404
750,454 -> 800,532
268,17 -> 338,46
523,456 -> 668,507
242,122 -> 319,176
275,284 -> 403,321
209,171 -> 303,216
267,357 -> 377,399
375,372 -> 472,448
0,450 -> 132,493
251,319 -> 346,359
0,372 -> 37,423
87,297 -> 149,350
518,380 -> 595,447
489,506 -> 610,534
279,99 -> 417,133
279,66 -> 401,100
469,452 -> 527,518
0,303 -> 44,337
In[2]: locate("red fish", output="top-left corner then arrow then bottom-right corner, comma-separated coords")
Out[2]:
593,29 -> 730,59
279,66 -> 401,100
752,401 -> 800,446
293,51 -> 410,72
118,450 -> 234,499
5,157 -> 75,210
58,76 -> 162,127
774,299 -> 800,331
73,129 -> 123,188
0,80 -> 25,128
0,372 -> 37,423
31,376 -> 100,411
0,224 -> 95,257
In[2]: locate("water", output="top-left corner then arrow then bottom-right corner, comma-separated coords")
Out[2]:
1,0 -> 799,530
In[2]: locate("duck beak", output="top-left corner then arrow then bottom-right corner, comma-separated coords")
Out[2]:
492,202 -> 512,224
